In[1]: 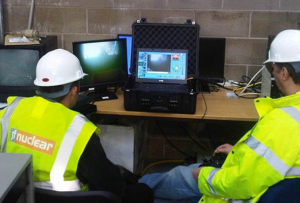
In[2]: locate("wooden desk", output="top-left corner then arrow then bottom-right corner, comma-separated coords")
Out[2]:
95,89 -> 259,122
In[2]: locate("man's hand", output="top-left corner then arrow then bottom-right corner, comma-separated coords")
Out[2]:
213,143 -> 233,156
192,167 -> 202,180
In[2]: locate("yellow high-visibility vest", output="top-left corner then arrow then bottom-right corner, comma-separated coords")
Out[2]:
0,96 -> 100,191
198,92 -> 300,203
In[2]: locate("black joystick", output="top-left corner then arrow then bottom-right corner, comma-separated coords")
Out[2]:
199,153 -> 227,168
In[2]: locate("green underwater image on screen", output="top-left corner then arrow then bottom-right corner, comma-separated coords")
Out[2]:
74,40 -> 127,86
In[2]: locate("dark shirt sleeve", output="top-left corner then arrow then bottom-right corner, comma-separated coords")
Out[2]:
76,133 -> 124,197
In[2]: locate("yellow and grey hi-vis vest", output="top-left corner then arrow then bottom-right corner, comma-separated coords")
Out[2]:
198,92 -> 300,203
0,96 -> 100,191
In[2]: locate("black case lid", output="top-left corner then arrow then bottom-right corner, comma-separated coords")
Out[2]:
131,19 -> 200,77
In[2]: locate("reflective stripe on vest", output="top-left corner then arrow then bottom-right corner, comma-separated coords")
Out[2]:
281,106 -> 300,176
229,200 -> 243,203
244,106 -> 300,177
36,114 -> 86,191
287,167 -> 300,176
229,200 -> 253,203
34,179 -> 81,191
1,97 -> 23,152
245,136 -> 290,177
207,168 -> 220,195
281,106 -> 300,125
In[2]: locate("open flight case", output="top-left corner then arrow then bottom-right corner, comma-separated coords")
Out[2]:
123,19 -> 200,114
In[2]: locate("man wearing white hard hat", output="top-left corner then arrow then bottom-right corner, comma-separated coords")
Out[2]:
139,29 -> 300,203
0,49 -> 154,203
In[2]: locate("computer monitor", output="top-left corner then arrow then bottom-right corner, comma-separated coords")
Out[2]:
198,37 -> 226,83
117,34 -> 132,75
136,48 -> 188,84
0,36 -> 58,103
73,38 -> 128,101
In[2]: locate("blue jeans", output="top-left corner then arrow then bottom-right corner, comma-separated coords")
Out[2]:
139,163 -> 202,203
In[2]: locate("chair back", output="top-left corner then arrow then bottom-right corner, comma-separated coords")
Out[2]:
35,188 -> 121,203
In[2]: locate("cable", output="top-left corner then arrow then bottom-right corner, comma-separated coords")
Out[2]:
178,122 -> 208,151
194,84 -> 208,142
194,85 -> 208,134
190,77 -> 234,91
233,82 -> 262,91
156,121 -> 195,159
199,85 -> 208,120
234,92 -> 260,99
141,160 -> 184,176
237,66 -> 265,98
239,66 -> 266,96
241,75 -> 262,93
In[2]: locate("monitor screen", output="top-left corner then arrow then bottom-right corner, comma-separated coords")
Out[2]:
73,39 -> 128,92
118,34 -> 132,75
199,37 -> 225,83
0,49 -> 39,87
0,49 -> 39,102
0,37 -> 57,103
136,49 -> 188,84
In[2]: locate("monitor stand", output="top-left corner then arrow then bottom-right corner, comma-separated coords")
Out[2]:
89,87 -> 118,101
198,81 -> 211,93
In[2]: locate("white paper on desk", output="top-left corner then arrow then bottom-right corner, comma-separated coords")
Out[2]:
0,103 -> 8,109
226,91 -> 238,99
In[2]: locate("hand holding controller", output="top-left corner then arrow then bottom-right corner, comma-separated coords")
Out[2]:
199,153 -> 227,168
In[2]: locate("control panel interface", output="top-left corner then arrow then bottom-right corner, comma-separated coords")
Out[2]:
137,51 -> 187,81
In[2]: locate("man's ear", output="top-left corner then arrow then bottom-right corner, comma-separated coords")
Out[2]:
282,67 -> 290,80
70,85 -> 78,96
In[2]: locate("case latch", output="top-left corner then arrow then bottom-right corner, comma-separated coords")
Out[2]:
186,19 -> 195,25
137,18 -> 147,23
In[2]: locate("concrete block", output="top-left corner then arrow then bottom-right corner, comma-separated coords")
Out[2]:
251,11 -> 300,38
88,9 -> 139,34
141,10 -> 195,24
34,7 -> 86,34
196,11 -> 250,37
225,38 -> 268,65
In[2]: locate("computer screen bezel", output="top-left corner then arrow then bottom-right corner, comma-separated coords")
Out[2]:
117,34 -> 132,75
72,38 -> 128,92
136,48 -> 188,85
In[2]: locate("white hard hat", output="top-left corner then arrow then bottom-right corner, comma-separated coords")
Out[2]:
34,49 -> 87,87
264,30 -> 300,64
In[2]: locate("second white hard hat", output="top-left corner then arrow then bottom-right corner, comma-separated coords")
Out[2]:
264,29 -> 300,64
34,49 -> 87,87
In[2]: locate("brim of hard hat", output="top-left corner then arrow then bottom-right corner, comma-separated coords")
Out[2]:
264,59 -> 300,64
36,83 -> 73,99
34,73 -> 88,87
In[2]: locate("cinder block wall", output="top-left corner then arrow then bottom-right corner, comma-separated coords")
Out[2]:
3,0 -> 300,81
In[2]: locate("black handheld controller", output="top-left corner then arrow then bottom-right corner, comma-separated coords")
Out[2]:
199,153 -> 227,168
